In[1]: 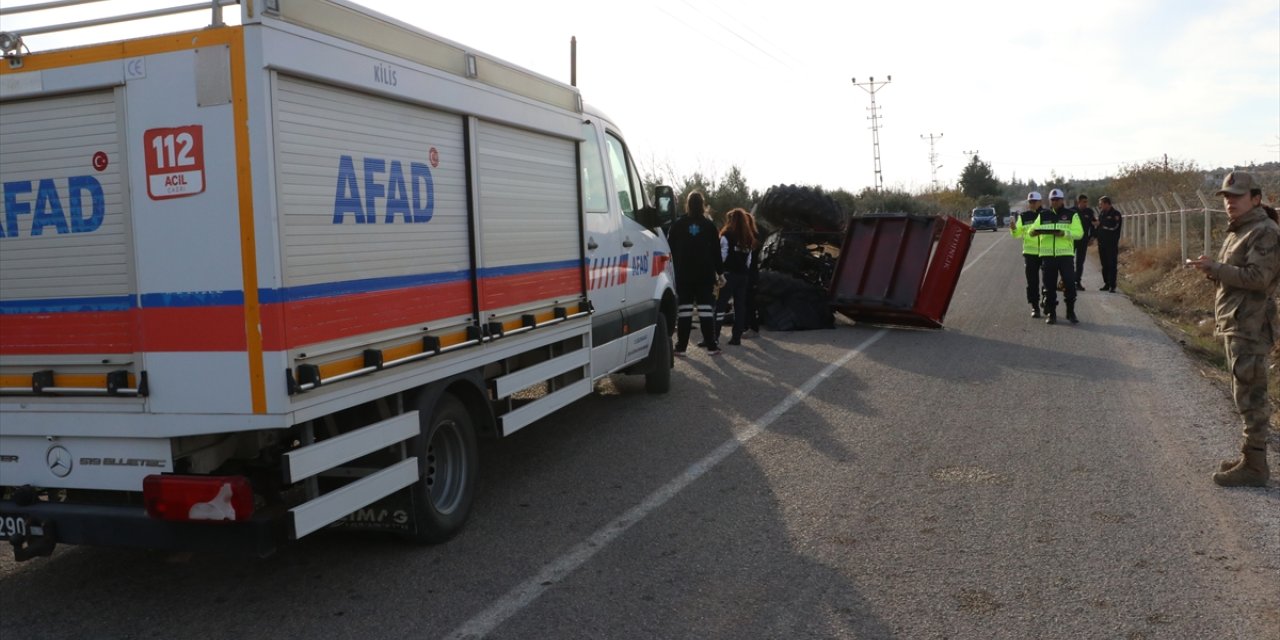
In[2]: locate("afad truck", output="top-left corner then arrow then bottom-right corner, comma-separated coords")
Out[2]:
0,0 -> 677,560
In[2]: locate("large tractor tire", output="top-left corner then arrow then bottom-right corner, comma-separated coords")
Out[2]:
754,270 -> 834,331
754,184 -> 847,233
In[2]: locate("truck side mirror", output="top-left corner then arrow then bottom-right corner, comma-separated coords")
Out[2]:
654,185 -> 676,229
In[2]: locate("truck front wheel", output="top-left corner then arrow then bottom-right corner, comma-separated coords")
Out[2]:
406,393 -> 477,543
644,314 -> 673,394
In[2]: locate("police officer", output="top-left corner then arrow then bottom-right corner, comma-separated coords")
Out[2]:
1012,192 -> 1047,318
1188,171 -> 1280,487
1095,196 -> 1123,292
1071,194 -> 1097,290
1031,188 -> 1083,324
667,191 -> 724,356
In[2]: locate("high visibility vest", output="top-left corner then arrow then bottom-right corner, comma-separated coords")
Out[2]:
1031,209 -> 1083,257
1011,209 -> 1043,255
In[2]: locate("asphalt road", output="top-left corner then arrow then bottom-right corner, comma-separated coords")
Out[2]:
2,230 -> 1278,640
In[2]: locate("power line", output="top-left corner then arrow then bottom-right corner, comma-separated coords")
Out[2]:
676,0 -> 794,70
699,0 -> 805,69
852,75 -> 891,191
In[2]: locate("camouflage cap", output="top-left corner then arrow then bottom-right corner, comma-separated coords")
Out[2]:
1215,171 -> 1257,196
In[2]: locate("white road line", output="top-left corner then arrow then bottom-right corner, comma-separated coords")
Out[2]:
965,231 -> 1004,270
443,332 -> 885,640
444,222 -> 998,640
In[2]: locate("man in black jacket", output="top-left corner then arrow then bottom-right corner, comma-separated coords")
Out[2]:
667,191 -> 723,355
1071,194 -> 1097,290
1095,196 -> 1123,291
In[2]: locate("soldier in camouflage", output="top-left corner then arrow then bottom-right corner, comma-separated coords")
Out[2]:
1188,171 -> 1280,487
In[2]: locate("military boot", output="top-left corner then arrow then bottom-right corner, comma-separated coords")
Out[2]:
1065,301 -> 1079,324
1218,457 -> 1241,472
1030,303 -> 1041,319
1212,447 -> 1270,487
1044,311 -> 1057,325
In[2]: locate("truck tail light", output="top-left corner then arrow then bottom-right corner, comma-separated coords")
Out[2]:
143,475 -> 254,522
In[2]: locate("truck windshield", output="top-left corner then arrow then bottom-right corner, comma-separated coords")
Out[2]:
580,124 -> 608,213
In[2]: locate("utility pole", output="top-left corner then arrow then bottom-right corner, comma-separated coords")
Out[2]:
921,132 -> 943,191
852,75 -> 891,191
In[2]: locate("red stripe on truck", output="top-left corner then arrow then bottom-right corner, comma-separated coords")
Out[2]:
0,269 -> 580,355
260,280 -> 473,351
0,310 -> 135,355
479,266 -> 581,310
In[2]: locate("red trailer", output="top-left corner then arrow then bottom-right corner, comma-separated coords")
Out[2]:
828,215 -> 974,329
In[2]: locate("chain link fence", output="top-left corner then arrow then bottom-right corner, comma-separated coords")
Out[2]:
1116,191 -> 1229,261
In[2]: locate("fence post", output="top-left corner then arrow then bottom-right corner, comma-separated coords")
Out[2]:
1158,196 -> 1172,251
1138,201 -> 1149,248
1172,193 -> 1187,262
1157,197 -> 1167,247
1197,190 -> 1213,258
1136,202 -> 1146,247
1122,201 -> 1132,246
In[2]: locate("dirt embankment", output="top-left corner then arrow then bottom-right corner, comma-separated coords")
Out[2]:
1118,244 -> 1280,415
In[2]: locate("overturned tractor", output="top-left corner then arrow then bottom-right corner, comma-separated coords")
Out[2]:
748,184 -> 974,331
751,184 -> 846,331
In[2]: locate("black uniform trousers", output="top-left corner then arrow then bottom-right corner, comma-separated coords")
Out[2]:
1023,254 -> 1042,306
1073,239 -> 1089,284
1041,255 -> 1077,313
1097,237 -> 1119,289
675,279 -> 717,349
715,272 -> 748,340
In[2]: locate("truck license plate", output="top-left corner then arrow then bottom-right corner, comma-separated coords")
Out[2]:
0,513 -> 42,541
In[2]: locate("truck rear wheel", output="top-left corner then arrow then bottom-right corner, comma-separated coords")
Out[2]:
406,393 -> 477,543
644,314 -> 673,394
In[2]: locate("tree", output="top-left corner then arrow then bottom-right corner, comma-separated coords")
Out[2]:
675,171 -> 715,211
1108,158 -> 1202,203
853,187 -> 928,215
976,194 -> 1009,219
958,155 -> 1000,199
709,165 -> 752,215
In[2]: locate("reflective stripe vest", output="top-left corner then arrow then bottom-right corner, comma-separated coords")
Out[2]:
1011,208 -> 1044,255
1031,208 -> 1083,257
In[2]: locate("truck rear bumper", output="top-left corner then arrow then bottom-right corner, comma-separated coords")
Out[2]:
1,499 -> 283,560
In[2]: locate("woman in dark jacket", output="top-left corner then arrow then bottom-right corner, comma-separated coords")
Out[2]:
715,208 -> 757,346
668,191 -> 724,355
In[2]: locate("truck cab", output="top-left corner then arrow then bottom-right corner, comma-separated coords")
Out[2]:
579,108 -> 675,377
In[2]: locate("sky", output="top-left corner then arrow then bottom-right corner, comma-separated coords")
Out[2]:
4,0 -> 1278,195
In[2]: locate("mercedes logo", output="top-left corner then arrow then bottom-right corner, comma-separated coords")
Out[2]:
46,445 -> 73,478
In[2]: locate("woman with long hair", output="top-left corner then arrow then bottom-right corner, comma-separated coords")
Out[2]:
715,207 -> 757,346
743,210 -> 762,337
